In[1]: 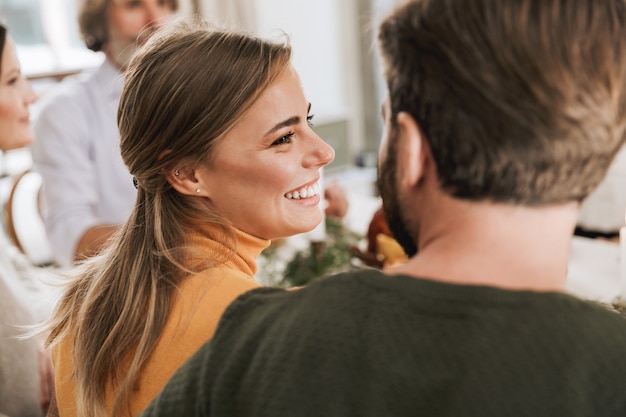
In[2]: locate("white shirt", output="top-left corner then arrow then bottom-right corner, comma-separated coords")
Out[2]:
31,59 -> 136,267
578,144 -> 626,233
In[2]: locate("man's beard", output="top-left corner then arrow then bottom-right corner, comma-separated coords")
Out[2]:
107,27 -> 157,70
108,41 -> 139,70
378,129 -> 418,258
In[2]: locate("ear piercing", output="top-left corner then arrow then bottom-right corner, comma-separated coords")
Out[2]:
173,169 -> 199,193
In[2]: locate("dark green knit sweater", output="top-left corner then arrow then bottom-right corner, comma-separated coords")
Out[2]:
140,269 -> 626,416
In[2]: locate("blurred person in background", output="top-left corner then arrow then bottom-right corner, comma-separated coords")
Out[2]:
31,0 -> 178,268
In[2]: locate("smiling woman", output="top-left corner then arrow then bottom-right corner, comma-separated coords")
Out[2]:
44,20 -> 334,417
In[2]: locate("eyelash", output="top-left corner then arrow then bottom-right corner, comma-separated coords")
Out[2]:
126,0 -> 168,9
272,132 -> 295,146
271,113 -> 316,147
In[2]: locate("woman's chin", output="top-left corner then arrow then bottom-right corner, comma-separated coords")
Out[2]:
1,134 -> 33,151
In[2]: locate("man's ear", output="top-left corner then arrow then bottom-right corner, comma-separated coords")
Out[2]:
396,111 -> 428,189
165,167 -> 206,197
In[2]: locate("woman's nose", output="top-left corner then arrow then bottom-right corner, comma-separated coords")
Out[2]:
21,78 -> 37,105
304,132 -> 335,168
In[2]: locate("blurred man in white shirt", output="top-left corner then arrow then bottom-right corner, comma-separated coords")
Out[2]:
32,0 -> 178,267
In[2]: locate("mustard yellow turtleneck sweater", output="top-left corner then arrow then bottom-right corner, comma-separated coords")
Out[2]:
52,224 -> 270,417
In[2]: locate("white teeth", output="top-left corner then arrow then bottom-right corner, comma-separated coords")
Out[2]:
285,182 -> 321,200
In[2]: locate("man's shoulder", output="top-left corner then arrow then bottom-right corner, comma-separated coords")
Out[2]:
225,269 -> 390,315
34,75 -> 95,121
35,61 -> 114,110
566,299 -> 626,344
42,70 -> 97,98
212,269 -> 403,344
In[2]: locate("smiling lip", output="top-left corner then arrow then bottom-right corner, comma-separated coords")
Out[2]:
284,178 -> 321,200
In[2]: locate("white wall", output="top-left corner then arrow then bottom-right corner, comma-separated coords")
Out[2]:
254,0 -> 347,119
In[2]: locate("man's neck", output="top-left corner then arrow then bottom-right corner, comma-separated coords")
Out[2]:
385,200 -> 578,292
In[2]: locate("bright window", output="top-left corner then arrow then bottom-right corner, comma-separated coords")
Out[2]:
0,0 -> 103,80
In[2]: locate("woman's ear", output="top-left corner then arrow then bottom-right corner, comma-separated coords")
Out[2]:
396,111 -> 429,189
159,150 -> 208,197
165,167 -> 206,197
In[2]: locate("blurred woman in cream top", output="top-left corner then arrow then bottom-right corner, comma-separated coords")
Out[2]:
0,21 -> 55,416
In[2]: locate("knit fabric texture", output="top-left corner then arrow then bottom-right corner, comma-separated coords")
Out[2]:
52,223 -> 269,417
141,269 -> 626,416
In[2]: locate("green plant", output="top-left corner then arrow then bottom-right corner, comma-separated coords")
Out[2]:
279,218 -> 362,287
257,217 -> 363,288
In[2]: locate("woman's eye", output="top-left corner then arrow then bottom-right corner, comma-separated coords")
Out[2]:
7,77 -> 18,86
272,132 -> 295,146
307,114 -> 315,127
126,0 -> 142,9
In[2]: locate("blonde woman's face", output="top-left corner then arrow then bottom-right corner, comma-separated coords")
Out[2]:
195,67 -> 335,240
0,37 -> 37,151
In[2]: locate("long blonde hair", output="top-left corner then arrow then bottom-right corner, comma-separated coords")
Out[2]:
45,21 -> 292,417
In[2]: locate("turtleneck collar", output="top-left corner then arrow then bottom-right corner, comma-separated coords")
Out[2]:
186,222 -> 271,278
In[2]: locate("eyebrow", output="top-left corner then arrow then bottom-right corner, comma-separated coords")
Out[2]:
262,103 -> 312,138
263,116 -> 300,138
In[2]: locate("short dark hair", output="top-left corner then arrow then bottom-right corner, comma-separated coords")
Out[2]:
78,0 -> 179,52
379,0 -> 626,205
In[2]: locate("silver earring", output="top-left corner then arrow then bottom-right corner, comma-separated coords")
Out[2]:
196,188 -> 201,193
174,170 -> 180,176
